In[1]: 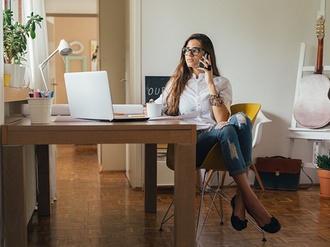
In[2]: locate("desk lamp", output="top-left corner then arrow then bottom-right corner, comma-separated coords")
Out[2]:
39,39 -> 73,91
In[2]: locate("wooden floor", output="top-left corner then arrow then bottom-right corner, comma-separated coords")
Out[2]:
27,144 -> 330,247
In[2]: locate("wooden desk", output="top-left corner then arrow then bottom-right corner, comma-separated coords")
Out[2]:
1,118 -> 196,247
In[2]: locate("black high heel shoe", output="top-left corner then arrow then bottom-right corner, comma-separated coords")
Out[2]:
230,195 -> 247,231
246,206 -> 281,234
260,216 -> 281,233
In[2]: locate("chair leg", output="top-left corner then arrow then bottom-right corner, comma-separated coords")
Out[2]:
245,213 -> 267,241
251,163 -> 265,191
221,171 -> 226,188
196,171 -> 226,240
196,170 -> 211,240
159,199 -> 174,231
204,170 -> 226,189
208,171 -> 225,225
160,173 -> 204,232
203,169 -> 214,190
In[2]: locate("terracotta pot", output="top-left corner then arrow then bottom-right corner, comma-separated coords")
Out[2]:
318,169 -> 330,199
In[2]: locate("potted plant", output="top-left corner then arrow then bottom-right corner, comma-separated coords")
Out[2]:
315,154 -> 330,199
3,8 -> 43,87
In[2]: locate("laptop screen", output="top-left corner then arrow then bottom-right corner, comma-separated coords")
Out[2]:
64,71 -> 115,121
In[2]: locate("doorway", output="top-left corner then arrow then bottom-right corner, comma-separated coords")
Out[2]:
46,1 -> 130,173
46,15 -> 98,104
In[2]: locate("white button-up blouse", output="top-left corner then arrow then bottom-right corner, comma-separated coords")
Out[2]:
155,73 -> 233,130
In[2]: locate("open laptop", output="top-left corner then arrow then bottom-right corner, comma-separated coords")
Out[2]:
64,71 -> 149,122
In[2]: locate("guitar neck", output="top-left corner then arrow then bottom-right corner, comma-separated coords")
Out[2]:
315,17 -> 325,74
316,38 -> 324,74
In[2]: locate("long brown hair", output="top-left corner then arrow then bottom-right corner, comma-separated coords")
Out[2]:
165,33 -> 220,116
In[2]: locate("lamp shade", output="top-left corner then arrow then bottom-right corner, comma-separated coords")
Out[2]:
58,39 -> 73,56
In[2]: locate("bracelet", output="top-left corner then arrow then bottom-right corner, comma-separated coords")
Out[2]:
210,98 -> 224,106
209,94 -> 220,100
209,94 -> 224,107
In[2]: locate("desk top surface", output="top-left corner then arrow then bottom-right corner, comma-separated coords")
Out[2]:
1,117 -> 197,145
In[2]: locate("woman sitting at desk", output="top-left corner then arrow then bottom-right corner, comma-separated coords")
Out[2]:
154,33 -> 281,233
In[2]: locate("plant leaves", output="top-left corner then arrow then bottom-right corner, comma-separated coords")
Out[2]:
3,9 -> 43,64
30,30 -> 36,39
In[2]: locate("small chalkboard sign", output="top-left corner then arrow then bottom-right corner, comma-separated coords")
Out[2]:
145,76 -> 170,103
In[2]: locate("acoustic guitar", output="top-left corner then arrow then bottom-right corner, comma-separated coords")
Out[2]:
293,17 -> 330,128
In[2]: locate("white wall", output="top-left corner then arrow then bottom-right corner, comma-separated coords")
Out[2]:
141,0 -> 327,183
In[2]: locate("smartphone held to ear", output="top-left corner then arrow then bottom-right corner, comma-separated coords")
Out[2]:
198,52 -> 209,69
199,52 -> 212,71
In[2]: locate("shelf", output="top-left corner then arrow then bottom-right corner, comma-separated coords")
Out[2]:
4,87 -> 30,102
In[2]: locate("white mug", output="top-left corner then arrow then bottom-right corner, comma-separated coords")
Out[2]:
146,103 -> 162,117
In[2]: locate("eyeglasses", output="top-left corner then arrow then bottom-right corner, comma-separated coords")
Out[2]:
182,47 -> 204,56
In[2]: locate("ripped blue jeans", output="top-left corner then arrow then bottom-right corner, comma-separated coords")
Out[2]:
196,112 -> 252,176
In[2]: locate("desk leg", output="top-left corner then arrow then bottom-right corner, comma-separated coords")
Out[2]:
36,145 -> 50,216
144,144 -> 157,213
3,145 -> 27,247
174,143 -> 196,247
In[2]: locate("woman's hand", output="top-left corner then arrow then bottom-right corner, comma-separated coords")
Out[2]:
198,54 -> 213,82
199,54 -> 218,97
